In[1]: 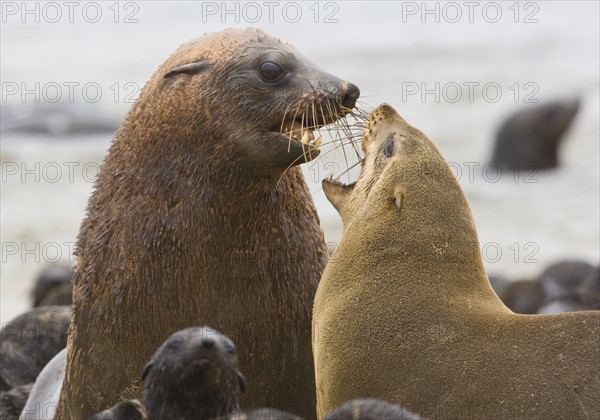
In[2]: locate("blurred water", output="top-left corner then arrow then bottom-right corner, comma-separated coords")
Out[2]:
1,1 -> 598,322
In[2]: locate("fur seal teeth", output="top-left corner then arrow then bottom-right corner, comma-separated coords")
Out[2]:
301,130 -> 311,145
313,136 -> 322,147
279,119 -> 315,145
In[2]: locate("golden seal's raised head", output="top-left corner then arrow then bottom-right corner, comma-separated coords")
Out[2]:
323,104 -> 464,231
133,28 -> 360,170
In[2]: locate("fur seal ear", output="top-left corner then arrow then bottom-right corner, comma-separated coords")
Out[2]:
394,187 -> 404,212
140,361 -> 154,381
237,371 -> 246,394
164,61 -> 210,78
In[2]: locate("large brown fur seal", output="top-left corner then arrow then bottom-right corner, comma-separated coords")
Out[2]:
313,104 -> 599,419
57,28 -> 359,419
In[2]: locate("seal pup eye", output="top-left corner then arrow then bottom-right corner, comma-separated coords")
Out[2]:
383,135 -> 395,157
260,61 -> 285,82
167,338 -> 183,350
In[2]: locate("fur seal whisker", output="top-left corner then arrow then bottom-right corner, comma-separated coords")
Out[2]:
300,112 -> 310,163
276,105 -> 364,186
319,102 -> 339,150
277,136 -> 361,188
330,158 -> 363,183
337,116 -> 362,161
279,102 -> 296,153
276,152 -> 315,187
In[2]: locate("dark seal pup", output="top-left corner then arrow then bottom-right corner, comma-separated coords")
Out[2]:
490,98 -> 580,170
141,327 -> 245,420
245,408 -> 303,420
87,400 -> 148,420
31,264 -> 73,307
500,278 -> 546,314
324,399 -> 422,420
0,384 -> 32,420
538,260 -> 600,313
313,104 -> 599,419
0,306 -> 70,392
57,28 -> 359,420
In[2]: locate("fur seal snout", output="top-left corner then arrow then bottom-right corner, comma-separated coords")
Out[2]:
314,103 -> 599,419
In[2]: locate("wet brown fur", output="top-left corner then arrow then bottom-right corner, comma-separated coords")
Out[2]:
54,28 -> 363,419
313,104 -> 600,419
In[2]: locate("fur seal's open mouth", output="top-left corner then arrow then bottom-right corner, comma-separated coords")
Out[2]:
268,100 -> 364,167
271,117 -> 322,148
323,176 -> 356,190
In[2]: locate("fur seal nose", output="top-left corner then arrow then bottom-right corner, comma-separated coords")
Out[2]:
342,82 -> 360,109
202,338 -> 214,349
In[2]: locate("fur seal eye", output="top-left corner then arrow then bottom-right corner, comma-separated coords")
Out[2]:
383,136 -> 395,157
260,61 -> 284,82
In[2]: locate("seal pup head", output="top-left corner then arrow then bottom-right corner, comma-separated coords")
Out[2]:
88,400 -> 148,420
324,398 -> 423,420
323,104 -> 471,226
144,28 -> 360,170
141,326 -> 245,420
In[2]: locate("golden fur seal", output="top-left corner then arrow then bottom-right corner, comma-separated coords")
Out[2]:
313,104 -> 599,419
57,28 -> 359,419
